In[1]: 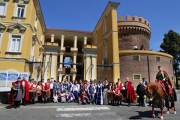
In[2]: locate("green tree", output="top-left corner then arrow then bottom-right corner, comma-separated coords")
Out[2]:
160,30 -> 180,88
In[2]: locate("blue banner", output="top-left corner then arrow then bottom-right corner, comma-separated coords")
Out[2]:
0,71 -> 7,81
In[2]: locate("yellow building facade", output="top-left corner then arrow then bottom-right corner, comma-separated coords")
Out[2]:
0,0 -> 45,87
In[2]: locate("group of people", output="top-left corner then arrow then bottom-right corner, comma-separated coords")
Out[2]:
8,76 -> 138,108
8,66 -> 173,109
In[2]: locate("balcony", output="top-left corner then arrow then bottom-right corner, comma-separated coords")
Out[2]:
58,67 -> 77,74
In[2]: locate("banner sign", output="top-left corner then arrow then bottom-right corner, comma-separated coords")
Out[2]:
0,70 -> 7,81
7,71 -> 19,81
0,70 -> 29,87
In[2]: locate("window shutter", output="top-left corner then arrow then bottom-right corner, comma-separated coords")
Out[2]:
21,8 -> 24,17
0,3 -> 5,15
11,39 -> 16,51
17,7 -> 20,17
15,39 -> 20,52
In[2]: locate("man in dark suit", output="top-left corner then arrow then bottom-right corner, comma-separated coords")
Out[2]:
136,81 -> 144,107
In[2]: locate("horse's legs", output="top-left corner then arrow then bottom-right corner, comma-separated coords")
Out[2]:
165,96 -> 170,114
160,108 -> 164,119
174,103 -> 176,114
152,101 -> 155,118
171,93 -> 176,114
160,99 -> 164,120
170,93 -> 176,114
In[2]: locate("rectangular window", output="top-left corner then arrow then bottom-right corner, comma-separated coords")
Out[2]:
0,3 -> 5,16
156,56 -> 160,62
10,35 -> 21,52
133,55 -> 140,61
16,5 -> 25,17
133,74 -> 141,80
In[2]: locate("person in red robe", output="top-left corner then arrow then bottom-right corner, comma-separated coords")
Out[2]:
20,76 -> 29,105
9,77 -> 23,108
37,81 -> 43,103
44,79 -> 50,103
125,77 -> 136,107
113,85 -> 123,105
29,78 -> 36,104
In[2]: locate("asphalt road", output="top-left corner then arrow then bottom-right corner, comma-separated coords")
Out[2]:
0,94 -> 179,120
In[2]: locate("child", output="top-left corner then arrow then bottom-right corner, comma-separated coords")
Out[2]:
66,91 -> 73,103
80,91 -> 89,105
53,90 -> 58,103
60,91 -> 66,103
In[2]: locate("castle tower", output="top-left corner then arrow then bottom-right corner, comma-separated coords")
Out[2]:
118,15 -> 173,87
118,15 -> 151,50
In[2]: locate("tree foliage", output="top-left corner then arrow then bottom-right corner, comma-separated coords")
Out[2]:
160,30 -> 180,88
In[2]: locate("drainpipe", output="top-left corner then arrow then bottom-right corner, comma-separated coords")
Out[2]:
147,56 -> 150,83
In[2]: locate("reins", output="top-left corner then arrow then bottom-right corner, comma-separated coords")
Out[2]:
149,85 -> 159,101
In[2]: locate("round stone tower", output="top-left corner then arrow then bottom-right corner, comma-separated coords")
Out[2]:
118,15 -> 151,50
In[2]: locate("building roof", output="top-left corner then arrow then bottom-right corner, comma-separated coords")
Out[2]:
46,28 -> 92,34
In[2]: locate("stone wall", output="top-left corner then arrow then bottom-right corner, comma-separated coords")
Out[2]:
119,54 -> 174,88
118,34 -> 150,50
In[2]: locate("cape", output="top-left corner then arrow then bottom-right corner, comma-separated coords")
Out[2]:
20,80 -> 29,101
163,70 -> 172,87
126,81 -> 136,101
8,88 -> 14,105
9,81 -> 21,104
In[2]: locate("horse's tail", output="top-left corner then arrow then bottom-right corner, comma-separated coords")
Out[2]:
173,88 -> 177,101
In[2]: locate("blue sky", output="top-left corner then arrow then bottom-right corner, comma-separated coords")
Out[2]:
40,0 -> 180,51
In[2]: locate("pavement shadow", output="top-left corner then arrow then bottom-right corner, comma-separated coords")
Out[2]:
4,105 -> 13,109
129,110 -> 159,119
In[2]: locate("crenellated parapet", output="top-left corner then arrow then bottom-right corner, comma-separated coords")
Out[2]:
118,15 -> 151,39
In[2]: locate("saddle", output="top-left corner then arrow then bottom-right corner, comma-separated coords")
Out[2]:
156,80 -> 173,94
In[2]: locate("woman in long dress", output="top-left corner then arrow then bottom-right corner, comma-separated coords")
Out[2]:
96,81 -> 104,105
103,80 -> 109,105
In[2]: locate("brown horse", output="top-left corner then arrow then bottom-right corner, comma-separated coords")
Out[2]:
144,82 -> 176,119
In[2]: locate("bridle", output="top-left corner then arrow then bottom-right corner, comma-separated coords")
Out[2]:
149,91 -> 158,101
146,86 -> 159,101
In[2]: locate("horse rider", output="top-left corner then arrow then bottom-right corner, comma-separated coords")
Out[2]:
156,66 -> 172,96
